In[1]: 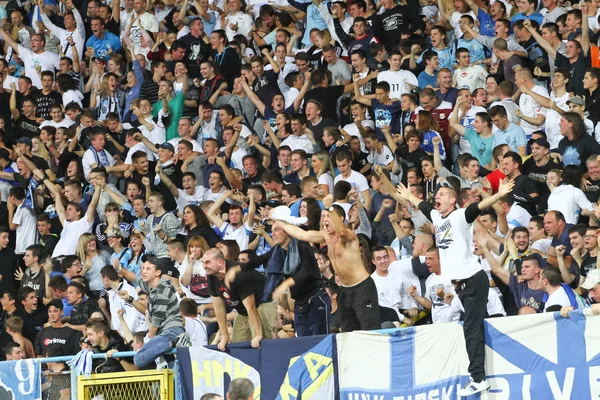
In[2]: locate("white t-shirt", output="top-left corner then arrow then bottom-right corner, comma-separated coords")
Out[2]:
431,207 -> 483,280
280,134 -> 313,154
377,70 -> 418,99
107,279 -> 147,336
184,316 -> 208,346
334,170 -> 370,202
125,142 -> 156,164
546,92 -> 570,149
519,85 -> 549,137
453,65 -> 488,91
343,120 -> 375,153
13,205 -> 38,254
177,186 -> 206,214
130,13 -> 159,52
425,272 -> 459,324
449,286 -> 506,316
367,145 -> 394,167
219,221 -> 251,251
18,45 -> 60,89
53,217 -> 93,257
506,203 -> 532,229
544,286 -> 572,311
168,137 -> 202,152
177,259 -> 212,304
318,173 -> 334,194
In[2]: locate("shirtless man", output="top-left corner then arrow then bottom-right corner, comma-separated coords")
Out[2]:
273,195 -> 381,331
395,178 -> 514,397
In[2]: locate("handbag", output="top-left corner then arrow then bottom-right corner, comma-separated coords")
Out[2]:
189,261 -> 210,298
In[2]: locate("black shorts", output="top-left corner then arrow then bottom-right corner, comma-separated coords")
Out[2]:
338,276 -> 381,332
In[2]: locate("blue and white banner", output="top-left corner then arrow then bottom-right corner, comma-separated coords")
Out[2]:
0,359 -> 42,400
336,310 -> 600,399
177,346 -> 261,399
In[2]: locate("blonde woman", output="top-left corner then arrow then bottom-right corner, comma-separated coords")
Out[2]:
76,233 -> 111,296
90,72 -> 125,122
31,137 -> 49,161
311,151 -> 335,196
179,236 -> 212,305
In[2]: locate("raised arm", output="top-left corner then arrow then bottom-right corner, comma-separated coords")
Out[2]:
206,190 -> 230,228
581,3 -> 591,56
156,163 -> 179,198
0,28 -> 20,53
449,97 -> 467,137
261,48 -> 280,74
241,80 -> 266,116
9,83 -> 19,121
478,234 -> 511,285
523,19 -> 557,60
273,220 -> 326,244
478,178 -> 514,210
86,183 -> 103,223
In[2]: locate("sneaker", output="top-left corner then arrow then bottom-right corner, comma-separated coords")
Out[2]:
457,378 -> 490,397
156,356 -> 168,370
175,332 -> 192,348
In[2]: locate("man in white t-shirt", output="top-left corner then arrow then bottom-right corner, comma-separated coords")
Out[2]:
452,48 -> 488,91
409,247 -> 459,324
377,52 -> 418,99
180,298 -> 208,346
539,265 -> 575,312
101,265 -> 146,337
8,187 -> 38,256
158,168 -> 206,215
515,69 -> 547,139
343,102 -> 375,152
207,191 -> 253,251
0,29 -> 60,90
130,0 -> 159,52
334,151 -> 371,210
365,132 -> 394,170
43,178 -> 101,258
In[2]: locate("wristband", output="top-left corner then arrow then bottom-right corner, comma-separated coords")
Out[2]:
128,296 -> 134,303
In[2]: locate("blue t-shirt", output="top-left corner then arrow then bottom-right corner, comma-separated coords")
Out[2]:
511,12 -> 544,26
492,123 -> 527,153
510,274 -> 544,313
371,99 -> 402,141
432,47 -> 454,70
418,70 -> 438,90
465,128 -> 494,166
478,9 -> 496,37
86,32 -> 123,61
456,37 -> 486,64
421,130 -> 446,160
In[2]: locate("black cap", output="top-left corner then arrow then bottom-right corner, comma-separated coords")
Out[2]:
0,148 -> 11,161
265,199 -> 284,208
47,299 -> 64,310
142,254 -> 167,275
159,142 -> 175,153
530,138 -> 550,149
16,137 -> 32,147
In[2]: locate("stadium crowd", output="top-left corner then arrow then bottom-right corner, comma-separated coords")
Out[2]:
2,0 -> 600,395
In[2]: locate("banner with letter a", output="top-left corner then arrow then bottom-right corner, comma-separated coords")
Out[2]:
336,310 -> 600,400
0,358 -> 42,400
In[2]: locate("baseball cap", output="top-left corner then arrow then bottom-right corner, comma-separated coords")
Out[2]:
582,270 -> 600,290
142,254 -> 168,275
529,138 -> 550,149
16,137 -> 32,147
47,299 -> 64,310
265,199 -> 284,208
567,96 -> 585,106
159,142 -> 175,153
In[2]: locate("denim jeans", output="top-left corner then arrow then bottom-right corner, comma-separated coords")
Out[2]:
133,326 -> 185,368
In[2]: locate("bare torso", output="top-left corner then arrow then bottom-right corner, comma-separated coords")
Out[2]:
325,231 -> 370,286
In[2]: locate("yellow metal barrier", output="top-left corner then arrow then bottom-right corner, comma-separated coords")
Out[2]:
77,369 -> 174,400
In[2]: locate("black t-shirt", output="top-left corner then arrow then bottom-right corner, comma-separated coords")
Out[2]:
252,70 -> 281,107
579,251 -> 597,277
208,261 -> 266,316
584,178 -> 600,202
181,33 -> 211,79
555,52 -> 590,96
32,90 -> 62,120
34,325 -> 81,357
558,133 -> 600,171
584,88 -> 600,126
352,151 -> 370,172
512,174 -> 540,215
304,86 -> 345,123
395,146 -> 427,177
69,300 -> 100,326
15,116 -> 41,140
308,117 -> 339,148
21,307 -> 48,345
104,18 -> 119,36
522,156 -> 562,197
0,248 -> 17,299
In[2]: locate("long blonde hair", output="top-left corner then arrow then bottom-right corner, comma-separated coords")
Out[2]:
313,151 -> 335,178
76,233 -> 97,261
32,137 -> 49,161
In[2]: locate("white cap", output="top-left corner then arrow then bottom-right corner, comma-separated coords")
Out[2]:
582,270 -> 600,290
